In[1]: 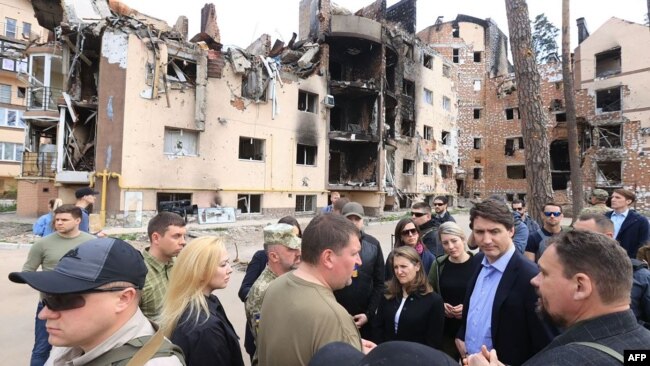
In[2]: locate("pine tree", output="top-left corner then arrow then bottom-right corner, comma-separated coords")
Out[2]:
531,13 -> 559,64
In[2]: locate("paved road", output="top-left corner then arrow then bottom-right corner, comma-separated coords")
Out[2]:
0,215 -> 472,365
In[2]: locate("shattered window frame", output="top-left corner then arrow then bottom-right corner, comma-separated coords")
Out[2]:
595,47 -> 621,78
0,107 -> 24,128
22,22 -> 31,39
506,165 -> 526,179
441,131 -> 451,145
237,194 -> 262,214
423,162 -> 433,176
238,137 -> 265,161
596,87 -> 621,113
423,88 -> 433,105
423,125 -> 433,141
164,128 -> 199,156
298,90 -> 318,113
166,57 -> 197,84
423,54 -> 433,69
597,125 -> 622,148
295,195 -> 316,213
401,119 -> 415,138
595,161 -> 622,187
402,159 -> 415,175
296,144 -> 317,166
440,164 -> 452,179
17,86 -> 25,99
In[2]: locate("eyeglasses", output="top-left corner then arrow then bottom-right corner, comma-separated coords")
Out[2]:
41,287 -> 132,311
410,211 -> 426,218
543,211 -> 562,217
401,228 -> 418,236
433,203 -> 445,207
513,207 -> 524,211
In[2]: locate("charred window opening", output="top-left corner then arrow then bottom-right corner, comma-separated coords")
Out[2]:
423,54 -> 433,69
474,52 -> 482,62
505,107 -> 519,120
452,49 -> 459,63
507,165 -> 526,179
597,125 -> 622,148
167,57 -> 197,84
385,49 -> 398,92
442,64 -> 451,78
157,193 -> 192,212
329,37 -> 382,83
442,131 -> 450,145
423,162 -> 432,176
596,161 -> 622,187
474,108 -> 481,119
551,140 -> 570,190
237,194 -> 261,213
164,128 -> 199,156
403,159 -> 414,175
452,24 -> 460,37
328,141 -> 378,186
330,61 -> 343,81
440,164 -> 452,178
238,137 -> 265,161
298,90 -> 318,113
403,79 -> 415,98
555,113 -> 567,122
241,74 -> 267,101
385,100 -> 396,139
295,195 -> 316,213
330,95 -> 378,134
423,125 -> 433,141
505,137 -> 524,155
296,144 -> 316,165
473,168 -> 482,180
474,138 -> 482,149
401,119 -> 415,137
595,48 -> 621,78
596,87 -> 621,113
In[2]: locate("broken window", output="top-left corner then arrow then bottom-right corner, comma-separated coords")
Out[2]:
157,193 -> 192,213
474,138 -> 482,149
505,137 -> 524,155
595,47 -> 621,78
596,161 -> 622,186
452,49 -> 459,63
423,125 -> 433,141
239,137 -> 264,161
442,64 -> 451,78
473,80 -> 481,91
404,43 -> 414,60
550,99 -> 563,112
237,194 -> 262,214
401,119 -> 415,137
442,96 -> 451,111
22,22 -> 31,38
473,168 -> 482,180
440,164 -> 452,178
296,144 -> 317,165
0,84 -> 10,103
474,51 -> 482,62
555,113 -> 567,122
474,108 -> 481,119
423,88 -> 433,104
452,24 -> 460,37
507,165 -> 526,179
164,128 -> 198,156
5,18 -> 16,39
596,87 -> 621,113
505,107 -> 519,120
298,90 -> 318,113
295,195 -> 316,213
403,159 -> 415,175
423,54 -> 433,69
597,125 -> 622,148
442,131 -> 450,145
17,87 -> 25,98
241,73 -> 267,101
403,79 -> 415,98
167,57 -> 197,83
423,162 -> 433,175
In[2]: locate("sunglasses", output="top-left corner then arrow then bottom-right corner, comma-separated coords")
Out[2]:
401,228 -> 418,236
513,207 -> 524,211
41,287 -> 131,311
433,203 -> 445,207
543,211 -> 562,217
410,212 -> 426,218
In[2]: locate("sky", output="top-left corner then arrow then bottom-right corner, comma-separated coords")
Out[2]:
122,0 -> 647,50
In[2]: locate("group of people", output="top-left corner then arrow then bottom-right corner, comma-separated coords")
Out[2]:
9,188 -> 650,366
32,187 -> 100,237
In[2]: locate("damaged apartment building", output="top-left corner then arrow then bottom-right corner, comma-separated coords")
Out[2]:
16,0 -> 458,223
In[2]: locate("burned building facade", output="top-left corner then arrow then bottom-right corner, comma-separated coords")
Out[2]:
16,0 -> 458,223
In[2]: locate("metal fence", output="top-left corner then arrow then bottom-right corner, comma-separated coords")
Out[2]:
26,87 -> 62,111
21,151 -> 56,178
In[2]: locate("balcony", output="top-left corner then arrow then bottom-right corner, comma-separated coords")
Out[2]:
22,151 -> 56,178
26,86 -> 62,111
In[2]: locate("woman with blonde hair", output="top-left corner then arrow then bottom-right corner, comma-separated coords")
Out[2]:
427,221 -> 478,359
159,236 -> 244,366
373,246 -> 444,348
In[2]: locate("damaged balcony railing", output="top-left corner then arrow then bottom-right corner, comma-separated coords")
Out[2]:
26,87 -> 63,111
21,151 -> 57,178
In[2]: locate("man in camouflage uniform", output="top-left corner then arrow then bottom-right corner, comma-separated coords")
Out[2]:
580,189 -> 611,216
245,223 -> 301,359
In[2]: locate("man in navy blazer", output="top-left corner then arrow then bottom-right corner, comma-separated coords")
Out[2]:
456,199 -> 554,366
605,189 -> 650,259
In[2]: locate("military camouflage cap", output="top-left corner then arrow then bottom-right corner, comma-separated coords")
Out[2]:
591,189 -> 609,200
264,223 -> 301,250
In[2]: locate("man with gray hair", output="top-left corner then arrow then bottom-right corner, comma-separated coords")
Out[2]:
468,230 -> 650,366
579,189 -> 611,216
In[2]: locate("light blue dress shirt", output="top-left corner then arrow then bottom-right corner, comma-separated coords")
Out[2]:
465,245 -> 516,354
611,209 -> 628,238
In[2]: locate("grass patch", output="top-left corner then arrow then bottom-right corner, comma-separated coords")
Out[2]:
379,213 -> 408,222
0,204 -> 17,212
112,233 -> 139,241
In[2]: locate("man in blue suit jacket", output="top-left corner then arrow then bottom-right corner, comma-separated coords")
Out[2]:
456,199 -> 554,366
605,189 -> 650,259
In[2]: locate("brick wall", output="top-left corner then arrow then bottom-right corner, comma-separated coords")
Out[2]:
16,179 -> 59,217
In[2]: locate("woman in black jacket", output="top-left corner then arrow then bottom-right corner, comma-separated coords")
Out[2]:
373,246 -> 445,349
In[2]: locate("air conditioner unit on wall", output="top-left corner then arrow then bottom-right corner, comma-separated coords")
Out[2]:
323,95 -> 335,108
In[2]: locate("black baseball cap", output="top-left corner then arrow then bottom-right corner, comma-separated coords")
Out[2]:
9,238 -> 148,294
309,341 -> 457,366
75,187 -> 99,199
